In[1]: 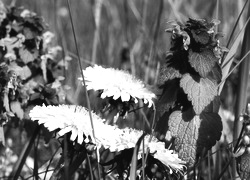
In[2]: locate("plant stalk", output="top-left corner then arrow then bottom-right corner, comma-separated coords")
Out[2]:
232,0 -> 250,178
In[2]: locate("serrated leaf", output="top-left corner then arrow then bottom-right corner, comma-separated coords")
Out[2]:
207,62 -> 222,84
180,73 -> 217,114
158,64 -> 182,84
198,112 -> 222,152
191,30 -> 210,44
19,47 -> 38,64
169,110 -> 222,166
157,79 -> 180,115
168,110 -> 199,165
237,153 -> 250,180
203,96 -> 221,113
188,50 -> 217,77
23,27 -> 36,39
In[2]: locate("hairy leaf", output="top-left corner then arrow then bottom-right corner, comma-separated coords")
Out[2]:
191,30 -> 210,45
198,112 -> 222,152
158,64 -> 182,84
207,62 -> 222,84
169,110 -> 221,166
157,79 -> 180,115
180,73 -> 217,114
168,110 -> 198,165
237,153 -> 250,180
188,50 -> 217,77
203,96 -> 221,113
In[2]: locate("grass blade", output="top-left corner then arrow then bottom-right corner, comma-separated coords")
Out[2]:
221,0 -> 248,65
232,1 -> 250,178
66,0 -> 101,179
91,0 -> 103,64
8,125 -> 40,180
144,0 -> 163,83
129,134 -> 146,180
219,16 -> 250,94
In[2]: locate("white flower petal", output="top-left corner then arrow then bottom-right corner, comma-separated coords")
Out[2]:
82,65 -> 156,106
70,128 -> 78,141
121,92 -> 130,102
29,105 -> 186,175
58,126 -> 72,136
77,131 -> 84,144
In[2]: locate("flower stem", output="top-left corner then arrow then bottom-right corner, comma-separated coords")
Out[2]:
66,0 -> 101,178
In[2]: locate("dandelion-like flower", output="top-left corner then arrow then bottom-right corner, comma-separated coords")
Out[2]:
29,105 -> 103,144
81,65 -> 156,107
148,142 -> 186,174
29,105 -> 185,173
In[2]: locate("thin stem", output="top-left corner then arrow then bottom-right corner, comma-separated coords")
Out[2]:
221,0 -> 248,65
86,155 -> 94,180
144,0 -> 163,83
43,147 -> 60,180
64,135 -> 69,180
9,125 -> 40,180
66,0 -> 101,179
216,157 -> 233,180
233,121 -> 245,154
208,150 -> 211,180
91,0 -> 103,64
218,49 -> 250,88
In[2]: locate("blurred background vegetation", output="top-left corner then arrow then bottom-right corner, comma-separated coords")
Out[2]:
1,0 -> 250,179
2,0 -> 247,107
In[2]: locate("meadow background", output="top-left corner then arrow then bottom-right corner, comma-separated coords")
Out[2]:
1,0 -> 250,179
3,0 -> 246,109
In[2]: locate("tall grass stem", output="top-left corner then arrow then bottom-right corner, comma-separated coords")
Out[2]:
66,0 -> 101,179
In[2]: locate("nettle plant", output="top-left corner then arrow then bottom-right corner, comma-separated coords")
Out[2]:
0,2 -> 231,180
156,18 -> 224,166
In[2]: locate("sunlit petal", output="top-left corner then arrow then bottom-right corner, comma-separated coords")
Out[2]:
82,65 -> 156,106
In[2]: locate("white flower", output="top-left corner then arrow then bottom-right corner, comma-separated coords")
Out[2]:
29,105 -> 185,173
148,142 -> 186,174
30,105 -> 101,144
81,65 -> 156,107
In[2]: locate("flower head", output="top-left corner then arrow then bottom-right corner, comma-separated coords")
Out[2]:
29,105 -> 185,173
148,142 -> 186,174
81,65 -> 156,107
29,105 -> 103,144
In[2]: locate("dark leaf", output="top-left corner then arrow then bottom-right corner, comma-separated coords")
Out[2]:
188,49 -> 217,77
191,30 -> 210,45
157,79 -> 180,115
203,96 -> 221,113
180,73 -> 217,114
154,111 -> 171,141
207,62 -> 222,84
158,64 -> 182,84
101,148 -> 134,178
198,112 -> 222,152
